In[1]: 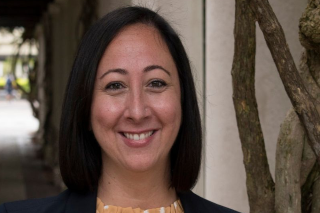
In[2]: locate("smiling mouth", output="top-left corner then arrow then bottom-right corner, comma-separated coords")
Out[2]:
122,131 -> 155,141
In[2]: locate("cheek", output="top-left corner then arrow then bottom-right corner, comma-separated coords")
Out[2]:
149,92 -> 181,130
90,96 -> 124,133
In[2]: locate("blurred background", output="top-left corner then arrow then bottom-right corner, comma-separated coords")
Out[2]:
0,0 -> 308,212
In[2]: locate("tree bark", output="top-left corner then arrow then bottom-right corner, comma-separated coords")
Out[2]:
298,49 -> 318,188
301,163 -> 320,213
298,50 -> 320,102
300,135 -> 317,187
299,0 -> 320,53
232,1 -> 275,212
298,1 -> 320,210
247,0 -> 320,165
312,174 -> 320,213
275,109 -> 304,213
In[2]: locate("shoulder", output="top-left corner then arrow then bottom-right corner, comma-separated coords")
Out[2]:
0,190 -> 71,213
179,190 -> 241,213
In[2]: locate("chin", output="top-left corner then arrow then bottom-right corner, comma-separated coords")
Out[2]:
123,157 -> 159,173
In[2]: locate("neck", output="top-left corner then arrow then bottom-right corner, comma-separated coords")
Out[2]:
97,158 -> 177,210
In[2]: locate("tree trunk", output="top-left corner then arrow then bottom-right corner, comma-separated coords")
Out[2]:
247,0 -> 320,165
300,135 -> 316,187
232,0 -> 320,212
275,109 -> 304,213
232,1 -> 275,212
299,1 -> 320,210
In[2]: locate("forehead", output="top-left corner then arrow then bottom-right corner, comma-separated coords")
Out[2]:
108,23 -> 166,50
98,23 -> 175,70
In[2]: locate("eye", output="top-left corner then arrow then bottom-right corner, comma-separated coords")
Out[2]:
105,82 -> 125,90
148,80 -> 167,88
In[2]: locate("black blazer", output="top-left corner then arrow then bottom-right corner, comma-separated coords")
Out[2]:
0,190 -> 240,213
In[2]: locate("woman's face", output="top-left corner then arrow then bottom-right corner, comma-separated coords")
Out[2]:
91,24 -> 181,173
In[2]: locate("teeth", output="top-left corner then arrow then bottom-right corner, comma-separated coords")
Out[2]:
123,131 -> 153,141
134,134 -> 139,140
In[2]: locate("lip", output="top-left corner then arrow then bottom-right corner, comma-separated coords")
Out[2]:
119,130 -> 157,148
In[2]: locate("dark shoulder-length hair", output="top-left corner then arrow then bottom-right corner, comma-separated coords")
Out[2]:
59,6 -> 202,193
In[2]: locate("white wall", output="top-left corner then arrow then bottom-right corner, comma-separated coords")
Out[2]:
205,1 -> 248,211
98,0 -> 131,16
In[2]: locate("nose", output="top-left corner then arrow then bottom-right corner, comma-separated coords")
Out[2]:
124,89 -> 150,122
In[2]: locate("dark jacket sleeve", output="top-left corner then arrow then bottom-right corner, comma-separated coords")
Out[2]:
0,190 -> 70,213
0,189 -> 96,213
0,204 -> 8,213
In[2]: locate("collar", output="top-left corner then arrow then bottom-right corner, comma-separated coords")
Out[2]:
64,189 -> 203,213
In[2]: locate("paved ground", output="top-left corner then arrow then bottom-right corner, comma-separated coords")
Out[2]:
0,97 -> 60,204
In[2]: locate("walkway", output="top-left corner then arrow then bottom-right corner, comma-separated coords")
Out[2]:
0,98 -> 60,204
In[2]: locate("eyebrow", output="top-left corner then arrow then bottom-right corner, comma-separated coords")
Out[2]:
99,68 -> 127,79
99,64 -> 171,80
143,65 -> 171,76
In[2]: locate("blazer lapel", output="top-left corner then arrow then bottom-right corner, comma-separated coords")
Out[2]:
65,189 -> 97,213
179,190 -> 206,213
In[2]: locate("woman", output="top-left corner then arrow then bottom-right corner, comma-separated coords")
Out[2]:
0,6 -> 239,213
